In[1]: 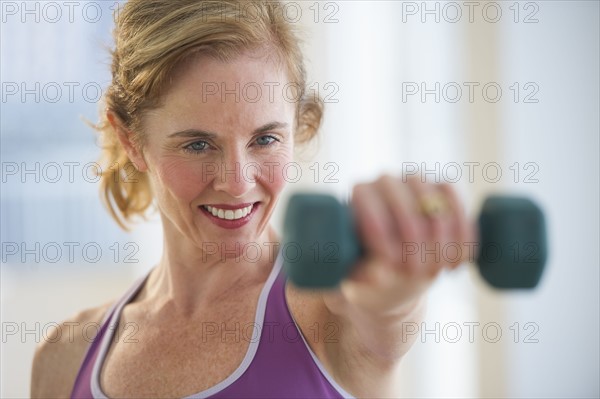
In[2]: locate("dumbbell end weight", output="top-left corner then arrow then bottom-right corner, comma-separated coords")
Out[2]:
283,193 -> 547,289
477,196 -> 547,289
282,194 -> 362,288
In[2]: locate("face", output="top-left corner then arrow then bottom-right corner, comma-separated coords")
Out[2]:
134,51 -> 296,252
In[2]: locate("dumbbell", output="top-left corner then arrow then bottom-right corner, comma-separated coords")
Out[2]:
282,194 -> 547,289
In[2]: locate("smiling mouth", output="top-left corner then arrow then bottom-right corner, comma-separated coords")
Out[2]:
201,203 -> 256,221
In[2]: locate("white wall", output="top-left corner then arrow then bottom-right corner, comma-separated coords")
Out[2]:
499,2 -> 600,396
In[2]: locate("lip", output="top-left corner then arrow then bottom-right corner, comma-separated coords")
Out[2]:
199,202 -> 259,229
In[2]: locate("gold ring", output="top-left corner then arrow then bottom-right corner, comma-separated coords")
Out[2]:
419,192 -> 449,218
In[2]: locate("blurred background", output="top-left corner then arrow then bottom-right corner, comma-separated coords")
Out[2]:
1,1 -> 598,397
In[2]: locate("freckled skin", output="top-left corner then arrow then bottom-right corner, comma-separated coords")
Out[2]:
139,52 -> 296,254
68,52 -> 307,398
31,49 -> 476,399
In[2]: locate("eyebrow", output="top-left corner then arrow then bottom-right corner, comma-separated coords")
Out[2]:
167,121 -> 289,139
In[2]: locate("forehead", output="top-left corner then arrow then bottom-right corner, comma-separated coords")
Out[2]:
147,51 -> 296,135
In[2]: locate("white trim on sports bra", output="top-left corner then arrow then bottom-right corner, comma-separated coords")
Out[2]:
91,254 -> 282,398
89,252 -> 354,398
283,279 -> 356,399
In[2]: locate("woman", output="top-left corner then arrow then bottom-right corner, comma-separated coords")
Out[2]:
31,1 -> 474,397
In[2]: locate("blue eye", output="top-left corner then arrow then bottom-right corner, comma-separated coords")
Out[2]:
256,135 -> 277,146
184,141 -> 209,153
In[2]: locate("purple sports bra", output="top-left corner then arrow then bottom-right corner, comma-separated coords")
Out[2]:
70,252 -> 355,398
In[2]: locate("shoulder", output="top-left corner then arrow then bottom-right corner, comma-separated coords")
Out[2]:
30,301 -> 114,399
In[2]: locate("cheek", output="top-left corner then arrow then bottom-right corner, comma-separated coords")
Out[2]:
154,159 -> 209,203
255,151 -> 294,196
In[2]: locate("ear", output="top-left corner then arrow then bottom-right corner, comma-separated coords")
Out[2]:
107,110 -> 149,172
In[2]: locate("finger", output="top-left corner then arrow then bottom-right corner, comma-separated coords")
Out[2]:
438,183 -> 476,268
406,177 -> 452,277
376,175 -> 422,244
375,175 -> 424,274
351,183 -> 396,261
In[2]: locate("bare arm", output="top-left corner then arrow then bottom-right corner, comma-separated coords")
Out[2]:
320,176 -> 475,380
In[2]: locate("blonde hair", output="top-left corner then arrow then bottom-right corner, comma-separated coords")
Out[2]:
96,0 -> 324,230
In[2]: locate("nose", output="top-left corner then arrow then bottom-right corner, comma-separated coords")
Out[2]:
211,150 -> 257,198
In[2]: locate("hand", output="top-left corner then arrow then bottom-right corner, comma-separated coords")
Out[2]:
332,175 -> 477,318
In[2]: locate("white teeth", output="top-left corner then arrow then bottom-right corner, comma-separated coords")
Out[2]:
204,204 -> 254,221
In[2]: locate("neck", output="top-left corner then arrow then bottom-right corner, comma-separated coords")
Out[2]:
140,222 -> 281,316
